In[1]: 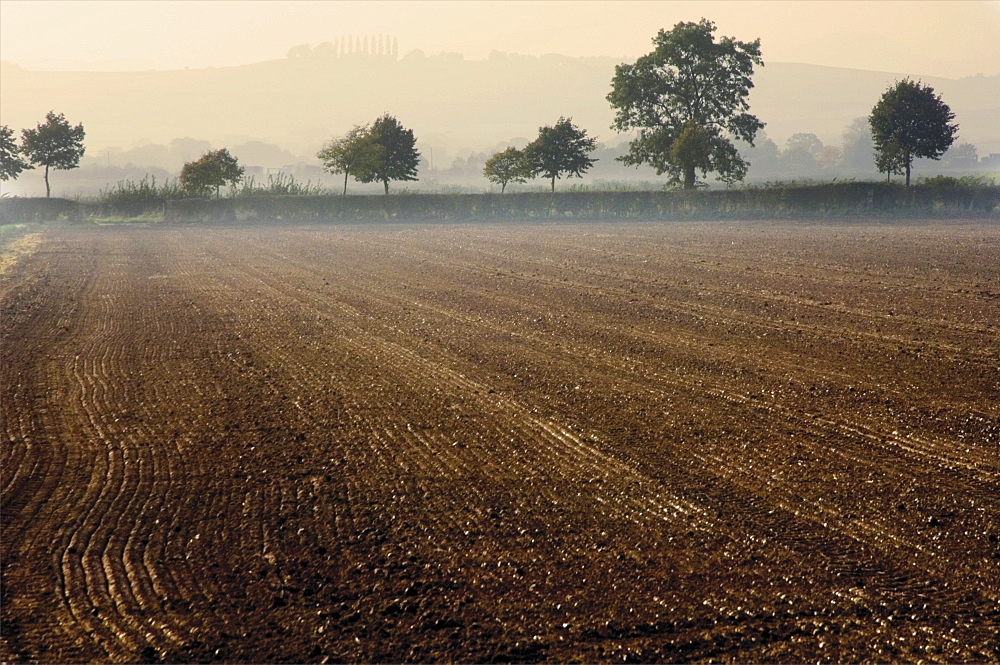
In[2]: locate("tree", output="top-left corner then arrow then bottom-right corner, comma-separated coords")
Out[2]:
869,79 -> 957,187
817,145 -> 843,170
781,133 -> 823,173
523,117 -> 597,192
318,124 -> 382,195
0,125 -> 32,182
943,142 -> 978,169
354,114 -> 420,194
841,117 -> 875,172
180,148 -> 244,197
483,147 -> 531,193
737,131 -> 780,177
874,139 -> 907,183
607,18 -> 763,189
20,111 -> 85,197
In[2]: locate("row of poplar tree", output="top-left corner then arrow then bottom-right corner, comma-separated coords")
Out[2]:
1,19 -> 960,197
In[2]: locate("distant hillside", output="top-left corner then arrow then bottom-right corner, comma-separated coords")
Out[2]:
2,52 -> 997,163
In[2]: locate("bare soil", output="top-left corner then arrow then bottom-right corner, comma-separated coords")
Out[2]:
2,221 -> 998,663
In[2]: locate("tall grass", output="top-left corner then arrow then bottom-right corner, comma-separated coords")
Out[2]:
229,173 -> 329,197
98,175 -> 184,204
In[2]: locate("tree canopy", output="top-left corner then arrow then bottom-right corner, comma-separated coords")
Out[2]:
781,133 -> 824,172
317,124 -> 382,195
0,125 -> 32,182
483,147 -> 531,193
180,148 -> 245,197
869,79 -> 958,187
20,111 -> 86,197
607,18 -> 763,189
523,117 -> 597,192
353,114 -> 420,194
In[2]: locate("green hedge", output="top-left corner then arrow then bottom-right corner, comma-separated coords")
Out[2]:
2,183 -> 997,225
0,198 -> 167,223
163,184 -> 999,223
0,198 -> 84,223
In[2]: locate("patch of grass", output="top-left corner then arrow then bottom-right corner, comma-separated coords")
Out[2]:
88,211 -> 164,225
229,173 -> 329,197
0,226 -> 43,274
97,175 -> 184,204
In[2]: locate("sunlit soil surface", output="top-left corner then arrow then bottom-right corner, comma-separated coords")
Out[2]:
2,220 -> 998,663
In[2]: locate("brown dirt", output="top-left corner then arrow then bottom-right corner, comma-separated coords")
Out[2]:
2,220 -> 998,664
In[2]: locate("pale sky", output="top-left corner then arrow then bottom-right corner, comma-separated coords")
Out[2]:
1,1 -> 998,78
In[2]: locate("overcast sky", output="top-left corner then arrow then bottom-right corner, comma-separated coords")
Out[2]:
1,1 -> 998,78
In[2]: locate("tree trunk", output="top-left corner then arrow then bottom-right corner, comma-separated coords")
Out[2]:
683,166 -> 696,190
44,164 -> 50,198
383,179 -> 389,195
343,172 -> 349,196
501,182 -> 506,194
905,155 -> 911,188
550,176 -> 555,192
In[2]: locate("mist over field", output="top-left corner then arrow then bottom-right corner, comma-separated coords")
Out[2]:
3,4 -> 1000,663
1,48 -> 997,197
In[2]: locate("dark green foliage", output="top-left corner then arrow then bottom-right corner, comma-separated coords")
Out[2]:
607,18 -> 763,189
669,122 -> 715,189
483,147 -> 531,193
869,79 -> 958,187
157,181 -> 999,225
0,125 -> 31,182
523,117 -> 597,192
180,148 -> 245,197
0,197 -> 82,223
19,111 -> 86,197
353,114 -> 420,194
317,124 -> 382,195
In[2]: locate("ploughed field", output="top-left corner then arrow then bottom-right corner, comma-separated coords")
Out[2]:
2,221 -> 998,664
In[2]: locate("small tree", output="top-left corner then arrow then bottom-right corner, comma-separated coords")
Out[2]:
483,147 -> 531,193
20,111 -> 85,197
180,148 -> 244,197
354,114 -> 419,194
523,117 -> 597,192
0,125 -> 32,182
607,19 -> 764,189
869,79 -> 957,187
317,124 -> 382,195
874,139 -> 906,183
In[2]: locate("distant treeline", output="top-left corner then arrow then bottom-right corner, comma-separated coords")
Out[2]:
3,181 -> 997,225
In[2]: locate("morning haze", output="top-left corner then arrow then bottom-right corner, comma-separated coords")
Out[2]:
1,0 -> 998,195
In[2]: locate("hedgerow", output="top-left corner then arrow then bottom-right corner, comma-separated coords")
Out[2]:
1,181 -> 996,224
